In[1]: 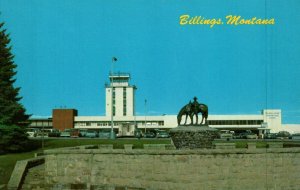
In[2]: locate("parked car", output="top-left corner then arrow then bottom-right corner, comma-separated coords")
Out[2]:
276,131 -> 291,139
36,129 -> 52,137
234,130 -> 257,139
264,133 -> 277,139
98,131 -> 111,139
79,129 -> 88,137
134,129 -> 143,139
156,130 -> 170,138
292,133 -> 300,140
48,129 -> 61,137
60,131 -> 71,137
233,133 -> 244,139
70,129 -> 80,138
218,130 -> 233,140
26,128 -> 39,137
144,132 -> 156,138
245,133 -> 258,139
60,129 -> 72,137
86,130 -> 98,138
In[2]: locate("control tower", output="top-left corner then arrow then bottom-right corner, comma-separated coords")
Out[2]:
105,72 -> 136,117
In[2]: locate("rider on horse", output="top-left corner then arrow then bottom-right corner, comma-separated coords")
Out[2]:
177,96 -> 208,125
192,97 -> 200,110
192,96 -> 208,125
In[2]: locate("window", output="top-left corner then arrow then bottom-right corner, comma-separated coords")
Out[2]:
123,87 -> 127,116
113,106 -> 116,116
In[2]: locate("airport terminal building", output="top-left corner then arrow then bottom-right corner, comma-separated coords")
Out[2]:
29,73 -> 286,137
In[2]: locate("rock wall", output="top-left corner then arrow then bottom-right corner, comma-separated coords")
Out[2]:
170,126 -> 219,149
44,147 -> 300,190
7,157 -> 45,190
22,164 -> 45,190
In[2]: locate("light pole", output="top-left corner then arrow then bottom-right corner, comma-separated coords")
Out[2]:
110,57 -> 117,139
144,99 -> 147,133
42,121 -> 44,150
134,94 -> 137,129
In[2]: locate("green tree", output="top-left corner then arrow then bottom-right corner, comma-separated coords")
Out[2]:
0,22 -> 30,126
0,21 -> 37,154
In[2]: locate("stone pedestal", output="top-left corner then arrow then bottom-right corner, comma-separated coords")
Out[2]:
169,125 -> 218,149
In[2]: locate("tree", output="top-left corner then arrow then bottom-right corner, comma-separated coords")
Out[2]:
0,21 -> 37,154
0,22 -> 30,126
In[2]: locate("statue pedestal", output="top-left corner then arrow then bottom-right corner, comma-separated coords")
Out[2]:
169,125 -> 218,149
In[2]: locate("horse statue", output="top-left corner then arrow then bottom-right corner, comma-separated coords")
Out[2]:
192,103 -> 208,125
177,102 -> 194,125
177,97 -> 209,126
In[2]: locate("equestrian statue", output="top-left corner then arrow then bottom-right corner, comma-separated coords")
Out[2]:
177,101 -> 193,125
177,97 -> 208,126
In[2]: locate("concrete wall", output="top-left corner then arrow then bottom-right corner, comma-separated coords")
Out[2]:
44,147 -> 300,190
7,157 -> 45,190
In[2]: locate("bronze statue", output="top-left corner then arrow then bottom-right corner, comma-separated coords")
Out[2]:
177,97 -> 208,126
177,101 -> 193,125
192,97 -> 208,125
192,103 -> 208,125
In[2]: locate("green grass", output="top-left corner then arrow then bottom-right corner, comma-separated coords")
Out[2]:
235,141 -> 267,148
0,151 -> 37,185
0,138 -> 170,185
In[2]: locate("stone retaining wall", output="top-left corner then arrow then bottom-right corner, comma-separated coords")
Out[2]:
43,145 -> 300,190
7,157 -> 45,190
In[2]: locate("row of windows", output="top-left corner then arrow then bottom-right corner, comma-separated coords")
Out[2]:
111,79 -> 128,83
207,120 -> 263,125
75,121 -> 165,127
30,121 -> 53,127
123,87 -> 127,116
112,87 -> 116,116
111,87 -> 128,116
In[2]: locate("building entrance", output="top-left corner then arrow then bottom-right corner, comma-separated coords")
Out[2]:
119,123 -> 134,137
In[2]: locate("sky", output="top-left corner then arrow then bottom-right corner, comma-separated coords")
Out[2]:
0,0 -> 300,124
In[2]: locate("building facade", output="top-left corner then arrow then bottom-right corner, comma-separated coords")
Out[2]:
105,73 -> 136,117
52,109 -> 78,131
29,72 -> 291,136
72,110 -> 281,137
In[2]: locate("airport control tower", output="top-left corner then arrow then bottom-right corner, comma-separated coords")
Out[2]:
105,72 -> 136,117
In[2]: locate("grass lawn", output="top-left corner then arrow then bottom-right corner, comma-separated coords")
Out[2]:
0,138 -> 171,185
0,151 -> 37,185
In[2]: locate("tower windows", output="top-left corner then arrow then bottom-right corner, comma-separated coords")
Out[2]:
123,87 -> 127,116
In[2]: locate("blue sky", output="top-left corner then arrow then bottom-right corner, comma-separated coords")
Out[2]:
1,0 -> 300,123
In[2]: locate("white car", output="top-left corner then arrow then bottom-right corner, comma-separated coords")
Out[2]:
246,133 -> 258,139
219,130 -> 233,139
60,131 -> 71,137
26,128 -> 39,137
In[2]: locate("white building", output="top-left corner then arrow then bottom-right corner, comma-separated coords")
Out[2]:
72,72 -> 284,137
105,73 -> 136,117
